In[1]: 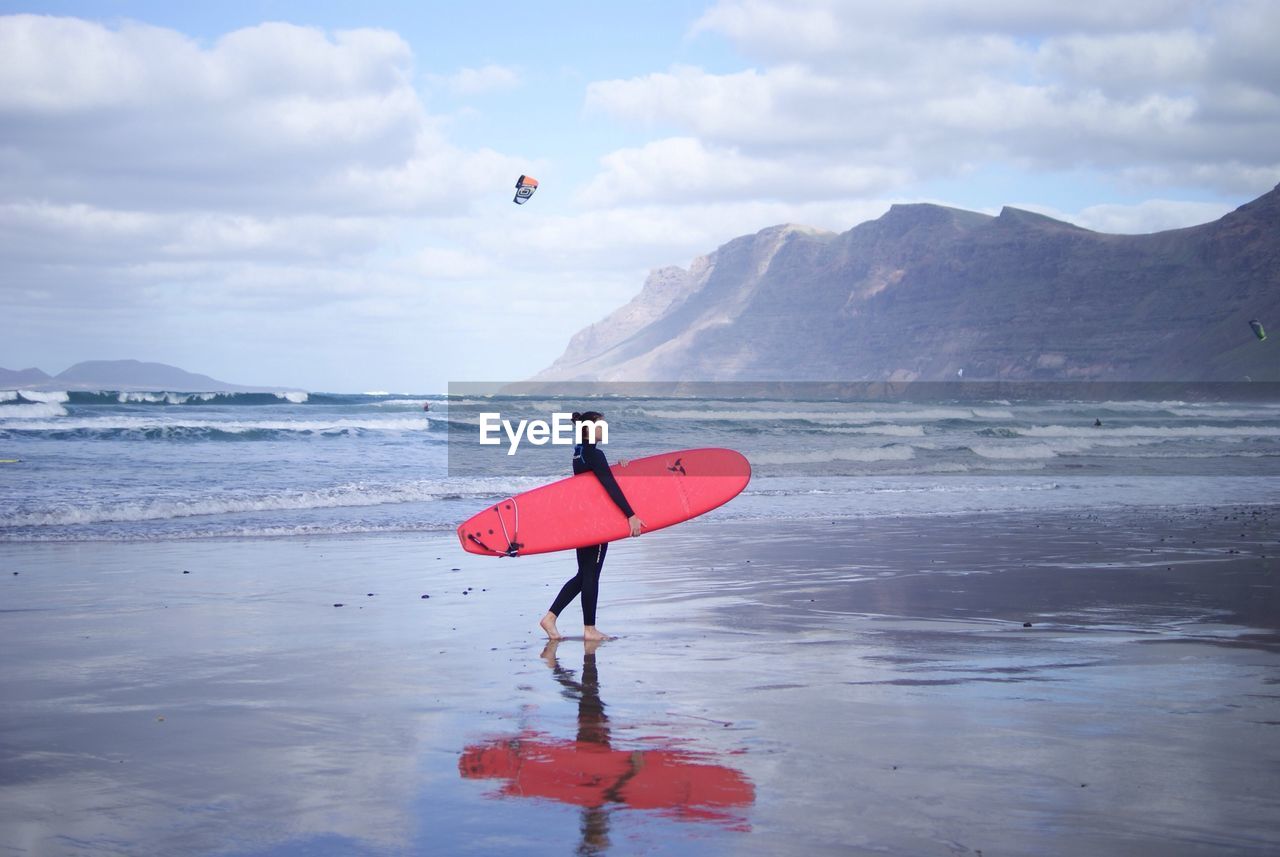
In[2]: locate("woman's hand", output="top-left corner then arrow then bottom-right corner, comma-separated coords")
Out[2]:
628,515 -> 644,537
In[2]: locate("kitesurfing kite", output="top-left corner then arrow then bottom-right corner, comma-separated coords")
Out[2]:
1250,319 -> 1267,341
513,175 -> 538,205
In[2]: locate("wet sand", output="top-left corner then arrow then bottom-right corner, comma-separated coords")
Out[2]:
2,506 -> 1278,856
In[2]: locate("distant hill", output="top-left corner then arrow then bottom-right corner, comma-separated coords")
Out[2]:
1,359 -> 294,392
534,185 -> 1280,382
0,367 -> 52,387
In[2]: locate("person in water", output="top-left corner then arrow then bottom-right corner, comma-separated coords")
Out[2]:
540,411 -> 644,641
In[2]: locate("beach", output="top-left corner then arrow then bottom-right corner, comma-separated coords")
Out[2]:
3,506 -> 1278,856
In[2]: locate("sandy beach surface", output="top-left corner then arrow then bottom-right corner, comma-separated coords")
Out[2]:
2,506 -> 1278,856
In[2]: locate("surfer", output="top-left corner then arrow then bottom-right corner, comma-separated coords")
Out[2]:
540,411 -> 644,641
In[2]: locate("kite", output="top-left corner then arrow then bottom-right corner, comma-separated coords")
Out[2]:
513,175 -> 538,205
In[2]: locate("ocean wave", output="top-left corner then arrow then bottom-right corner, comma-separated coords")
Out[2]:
116,391 -> 196,404
45,390 -> 317,406
11,390 -> 70,404
746,480 -> 1063,496
1167,406 -> 1280,418
1,476 -> 542,528
968,442 -> 1063,460
0,415 -> 437,438
826,424 -> 927,437
373,399 -> 434,407
635,407 -> 1006,424
0,520 -> 459,542
1020,424 -> 1280,439
0,402 -> 69,419
751,445 -> 916,464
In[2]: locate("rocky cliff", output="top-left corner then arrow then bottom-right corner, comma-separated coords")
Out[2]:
534,186 -> 1280,382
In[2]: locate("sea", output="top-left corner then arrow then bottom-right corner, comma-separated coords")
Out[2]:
2,388 -> 1279,542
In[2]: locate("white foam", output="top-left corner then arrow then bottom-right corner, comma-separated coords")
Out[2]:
116,391 -> 192,404
969,442 -> 1062,460
827,424 -> 927,437
1021,424 -> 1280,439
752,445 -> 916,464
0,415 -> 434,433
1,475 -> 542,528
275,391 -> 309,403
1168,406 -> 1280,418
0,391 -> 16,402
638,407 -> 1013,423
0,402 -> 68,419
17,390 -> 69,403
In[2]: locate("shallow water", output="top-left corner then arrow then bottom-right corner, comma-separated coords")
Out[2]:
2,508 -> 1278,855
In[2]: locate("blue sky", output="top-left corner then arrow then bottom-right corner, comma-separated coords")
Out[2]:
2,1 -> 1277,391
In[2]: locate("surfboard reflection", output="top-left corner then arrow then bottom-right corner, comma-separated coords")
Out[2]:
458,641 -> 754,853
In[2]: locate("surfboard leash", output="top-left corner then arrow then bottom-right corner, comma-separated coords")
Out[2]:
466,497 -> 523,557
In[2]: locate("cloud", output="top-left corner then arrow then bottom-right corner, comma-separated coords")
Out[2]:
1013,198 -> 1235,234
0,15 -> 523,217
577,137 -> 909,206
583,0 -> 1280,203
692,0 -> 1208,54
426,64 -> 523,96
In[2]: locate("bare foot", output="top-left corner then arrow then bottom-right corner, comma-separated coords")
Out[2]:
540,612 -> 563,640
583,626 -> 614,642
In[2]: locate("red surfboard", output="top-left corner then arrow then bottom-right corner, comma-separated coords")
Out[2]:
456,447 -> 750,556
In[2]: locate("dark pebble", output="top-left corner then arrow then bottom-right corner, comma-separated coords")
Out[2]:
333,603 -> 344,608
182,570 -> 189,574
1023,622 -> 1033,628
367,593 -> 375,596
421,594 -> 430,599
451,567 -> 460,571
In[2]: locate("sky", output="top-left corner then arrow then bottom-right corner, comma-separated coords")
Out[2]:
1,0 -> 1278,392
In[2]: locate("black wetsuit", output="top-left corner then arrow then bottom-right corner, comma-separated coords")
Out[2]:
548,442 -> 634,626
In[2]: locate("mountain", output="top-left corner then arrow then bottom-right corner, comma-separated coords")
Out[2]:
534,186 -> 1280,383
1,360 -> 288,392
0,367 -> 52,387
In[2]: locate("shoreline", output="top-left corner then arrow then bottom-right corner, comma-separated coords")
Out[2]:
3,494 -> 1278,547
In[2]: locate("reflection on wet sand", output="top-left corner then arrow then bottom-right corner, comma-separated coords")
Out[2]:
459,641 -> 755,853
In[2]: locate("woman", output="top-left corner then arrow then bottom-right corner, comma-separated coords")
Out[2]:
540,411 -> 644,641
